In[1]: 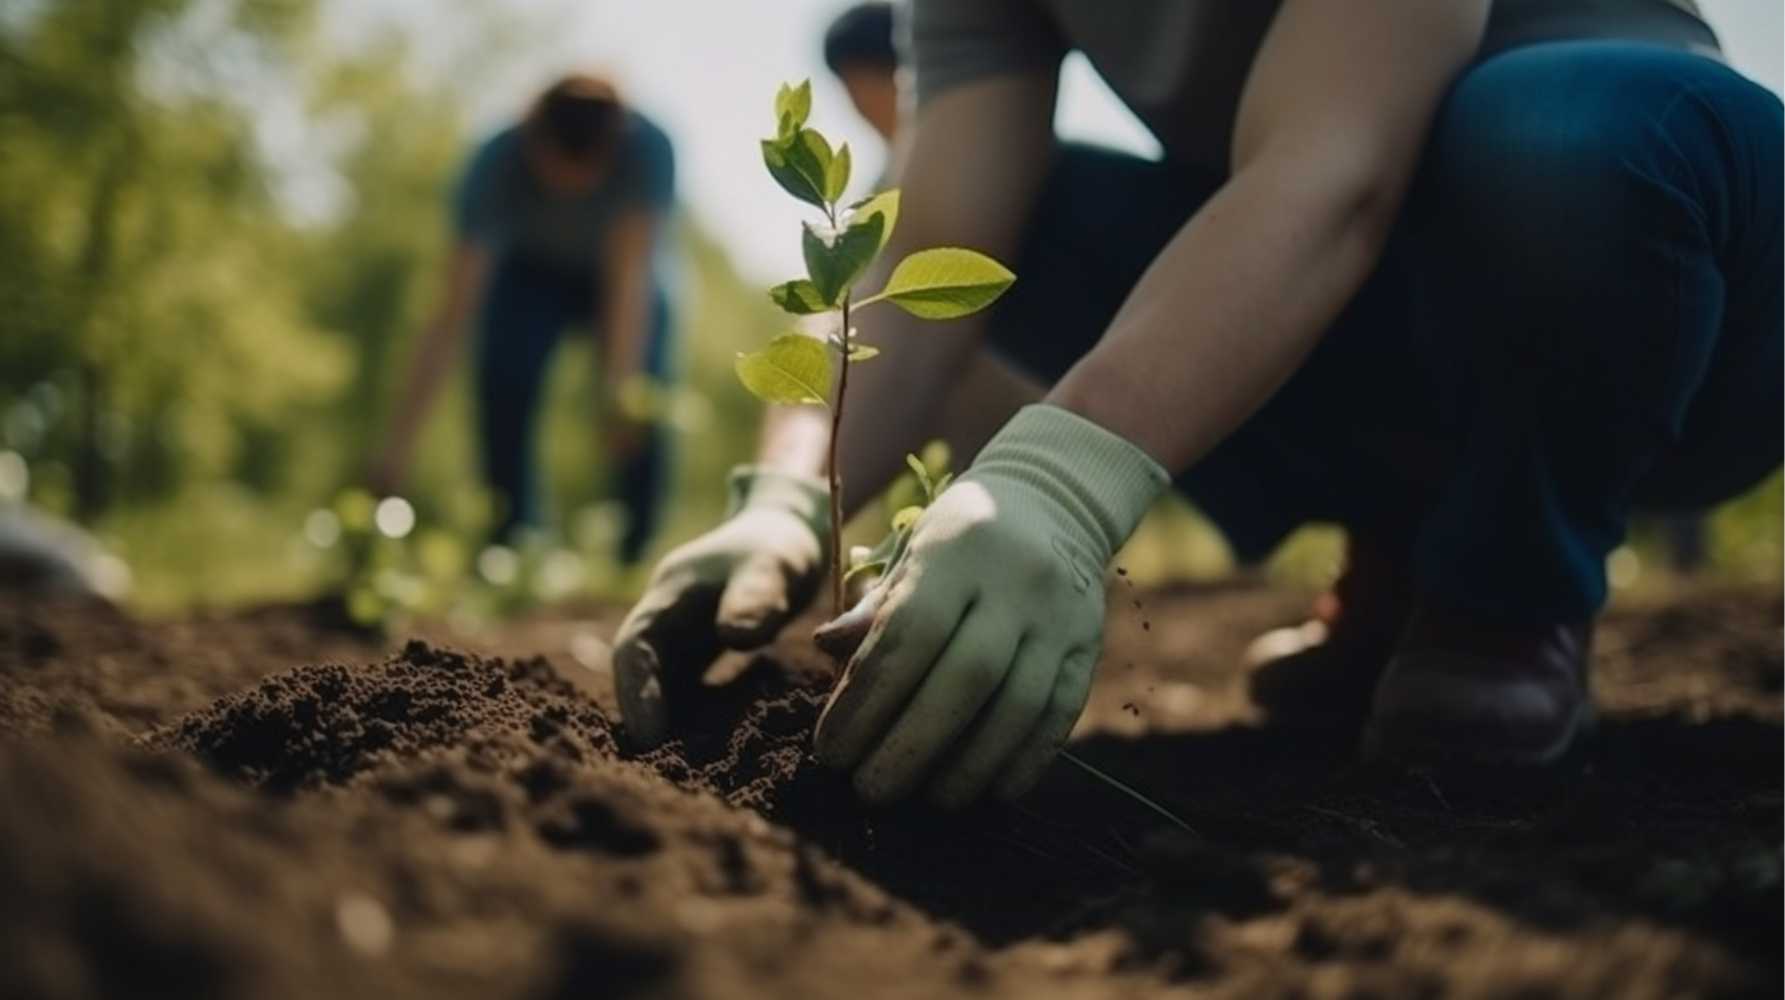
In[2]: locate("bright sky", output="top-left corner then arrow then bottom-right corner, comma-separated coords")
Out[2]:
328,0 -> 1782,284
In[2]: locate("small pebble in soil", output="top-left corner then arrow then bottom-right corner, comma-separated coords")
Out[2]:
570,630 -> 611,672
675,898 -> 727,934
1154,682 -> 1200,716
336,892 -> 395,957
450,836 -> 501,869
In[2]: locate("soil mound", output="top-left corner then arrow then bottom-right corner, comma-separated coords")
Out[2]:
160,641 -> 621,794
19,641 -> 1080,1000
154,637 -> 1117,945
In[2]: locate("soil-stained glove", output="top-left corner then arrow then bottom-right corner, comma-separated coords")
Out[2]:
813,404 -> 1167,806
613,467 -> 830,748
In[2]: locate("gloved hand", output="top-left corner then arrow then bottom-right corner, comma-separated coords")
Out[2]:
812,404 -> 1167,807
612,466 -> 830,748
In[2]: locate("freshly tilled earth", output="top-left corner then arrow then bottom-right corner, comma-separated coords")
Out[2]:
1,581 -> 1778,999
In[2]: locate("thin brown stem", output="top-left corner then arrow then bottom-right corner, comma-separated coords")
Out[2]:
828,291 -> 851,618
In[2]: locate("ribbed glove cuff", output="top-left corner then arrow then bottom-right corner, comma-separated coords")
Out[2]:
725,465 -> 833,544
971,404 -> 1169,559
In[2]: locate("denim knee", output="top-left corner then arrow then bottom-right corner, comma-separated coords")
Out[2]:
1412,43 -> 1761,423
1422,43 -> 1745,284
1405,41 -> 1781,620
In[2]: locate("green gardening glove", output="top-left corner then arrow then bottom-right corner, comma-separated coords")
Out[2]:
612,467 -> 830,748
812,404 -> 1168,806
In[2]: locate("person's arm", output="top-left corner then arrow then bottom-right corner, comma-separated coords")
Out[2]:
1048,0 -> 1490,472
811,0 -> 1495,807
753,72 -> 1059,514
369,241 -> 492,492
598,208 -> 663,442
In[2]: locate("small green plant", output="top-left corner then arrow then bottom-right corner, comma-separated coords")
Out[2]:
843,439 -> 952,592
734,80 -> 1015,616
305,488 -> 620,634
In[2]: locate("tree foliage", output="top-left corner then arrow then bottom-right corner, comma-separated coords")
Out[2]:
0,0 -> 784,609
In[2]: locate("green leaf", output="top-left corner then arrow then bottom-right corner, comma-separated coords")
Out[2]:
761,128 -> 833,210
843,558 -> 888,585
919,439 -> 952,477
802,212 -> 884,305
847,189 -> 900,255
734,333 -> 832,406
860,247 -> 1016,319
847,343 -> 879,361
794,128 -> 833,183
844,521 -> 911,584
769,279 -> 829,315
761,139 -> 826,209
825,142 -> 852,203
334,488 -> 376,531
904,453 -> 933,498
891,505 -> 924,532
774,80 -> 811,133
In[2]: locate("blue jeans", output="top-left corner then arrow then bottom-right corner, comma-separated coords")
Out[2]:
989,42 -> 1782,622
474,254 -> 675,563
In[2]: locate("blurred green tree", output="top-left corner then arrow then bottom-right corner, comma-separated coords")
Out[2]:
0,0 -> 345,517
0,0 -> 781,610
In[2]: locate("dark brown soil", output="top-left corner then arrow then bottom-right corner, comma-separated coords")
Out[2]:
1,580 -> 1778,999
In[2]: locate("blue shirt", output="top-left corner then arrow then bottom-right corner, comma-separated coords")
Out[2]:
454,111 -> 675,274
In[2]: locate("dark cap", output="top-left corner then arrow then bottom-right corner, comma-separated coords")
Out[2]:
823,2 -> 896,75
529,74 -> 623,161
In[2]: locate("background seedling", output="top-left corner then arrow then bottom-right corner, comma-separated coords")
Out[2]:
735,80 -> 1015,617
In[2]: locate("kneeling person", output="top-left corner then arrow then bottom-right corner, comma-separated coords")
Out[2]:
373,75 -> 679,563
613,1 -> 1782,803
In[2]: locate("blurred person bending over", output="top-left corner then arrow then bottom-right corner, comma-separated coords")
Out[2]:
612,0 -> 1781,804
825,2 -> 900,143
372,75 -> 677,563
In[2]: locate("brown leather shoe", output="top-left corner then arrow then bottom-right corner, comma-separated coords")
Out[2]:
1247,535 -> 1412,727
1363,607 -> 1595,766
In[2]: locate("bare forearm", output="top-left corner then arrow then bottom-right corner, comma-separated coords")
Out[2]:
602,273 -> 652,392
601,213 -> 663,398
752,399 -> 824,458
382,318 -> 461,462
376,243 -> 488,481
1052,0 -> 1486,474
1049,156 -> 1391,472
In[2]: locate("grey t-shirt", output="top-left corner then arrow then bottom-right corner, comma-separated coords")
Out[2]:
454,111 -> 675,274
908,0 -> 1718,170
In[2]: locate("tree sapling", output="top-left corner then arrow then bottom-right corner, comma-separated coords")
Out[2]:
740,85 -> 1188,842
734,80 -> 1016,618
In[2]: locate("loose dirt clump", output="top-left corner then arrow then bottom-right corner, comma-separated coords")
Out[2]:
159,641 -> 620,794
